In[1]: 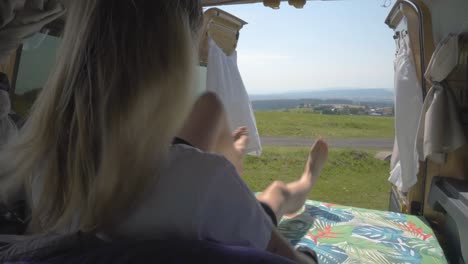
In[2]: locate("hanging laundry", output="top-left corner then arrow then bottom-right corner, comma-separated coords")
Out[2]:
416,33 -> 467,164
206,38 -> 262,156
389,22 -> 424,192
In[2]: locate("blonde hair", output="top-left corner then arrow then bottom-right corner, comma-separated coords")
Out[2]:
0,0 -> 202,233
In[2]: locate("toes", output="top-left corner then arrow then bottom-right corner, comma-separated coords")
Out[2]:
233,127 -> 249,140
237,127 -> 248,135
311,139 -> 329,156
305,138 -> 328,177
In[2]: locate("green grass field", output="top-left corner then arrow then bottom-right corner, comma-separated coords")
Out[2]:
243,146 -> 391,210
255,111 -> 395,139
11,94 -> 393,210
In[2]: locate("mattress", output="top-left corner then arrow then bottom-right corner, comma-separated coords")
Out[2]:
278,200 -> 447,264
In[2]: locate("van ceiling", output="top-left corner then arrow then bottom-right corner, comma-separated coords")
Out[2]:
202,0 -> 259,6
202,0 -> 331,6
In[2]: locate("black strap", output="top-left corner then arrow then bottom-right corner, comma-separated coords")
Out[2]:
0,72 -> 10,92
259,202 -> 278,226
172,137 -> 193,147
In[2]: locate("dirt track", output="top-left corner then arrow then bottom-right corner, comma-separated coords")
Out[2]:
261,137 -> 393,149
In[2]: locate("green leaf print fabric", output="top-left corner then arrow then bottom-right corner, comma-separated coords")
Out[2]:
277,200 -> 447,264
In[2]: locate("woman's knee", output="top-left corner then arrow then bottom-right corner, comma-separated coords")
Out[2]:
197,92 -> 223,112
193,92 -> 229,131
189,92 -> 225,124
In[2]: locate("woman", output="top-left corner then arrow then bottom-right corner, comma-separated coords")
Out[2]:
0,1 -> 327,263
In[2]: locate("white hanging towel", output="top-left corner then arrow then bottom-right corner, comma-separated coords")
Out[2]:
206,38 -> 262,156
415,33 -> 467,164
388,27 -> 424,192
0,0 -> 64,63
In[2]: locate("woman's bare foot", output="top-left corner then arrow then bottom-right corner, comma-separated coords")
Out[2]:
282,139 -> 328,213
230,127 -> 249,175
257,139 -> 329,220
233,126 -> 249,156
301,138 -> 328,187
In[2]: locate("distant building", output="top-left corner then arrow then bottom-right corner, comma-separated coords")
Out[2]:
382,107 -> 394,116
311,103 -> 393,117
317,104 -> 365,109
298,103 -> 313,108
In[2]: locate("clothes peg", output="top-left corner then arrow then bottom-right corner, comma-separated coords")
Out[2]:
288,0 -> 306,9
264,0 -> 281,9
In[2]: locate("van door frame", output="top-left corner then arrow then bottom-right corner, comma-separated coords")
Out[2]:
385,0 -> 435,215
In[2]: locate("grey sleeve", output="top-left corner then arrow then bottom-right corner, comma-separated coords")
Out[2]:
199,158 -> 274,250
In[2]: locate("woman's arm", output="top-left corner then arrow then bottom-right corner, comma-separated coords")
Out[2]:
199,158 -> 316,263
267,229 -> 317,264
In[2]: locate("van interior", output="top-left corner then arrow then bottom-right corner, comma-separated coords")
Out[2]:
0,0 -> 467,263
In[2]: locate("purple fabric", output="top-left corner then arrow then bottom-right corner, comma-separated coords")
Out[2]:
5,262 -> 40,264
0,233 -> 296,264
44,240 -> 296,264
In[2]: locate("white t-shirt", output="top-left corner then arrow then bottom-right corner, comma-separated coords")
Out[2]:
33,144 -> 274,249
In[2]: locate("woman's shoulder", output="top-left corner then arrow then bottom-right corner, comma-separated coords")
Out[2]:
168,144 -> 236,174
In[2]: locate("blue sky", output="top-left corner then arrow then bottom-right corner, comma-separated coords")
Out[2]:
220,0 -> 395,94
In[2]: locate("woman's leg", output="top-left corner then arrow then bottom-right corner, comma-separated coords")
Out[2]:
179,92 -> 329,222
176,92 -> 247,175
257,139 -> 328,222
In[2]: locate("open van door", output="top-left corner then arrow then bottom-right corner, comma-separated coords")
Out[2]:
1,0 -> 466,263
386,1 -> 468,262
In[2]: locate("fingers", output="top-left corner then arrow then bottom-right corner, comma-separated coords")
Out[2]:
236,126 -> 248,134
238,126 -> 248,135
232,126 -> 249,138
313,138 -> 328,151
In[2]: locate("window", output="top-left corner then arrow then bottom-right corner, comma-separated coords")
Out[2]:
12,33 -> 60,117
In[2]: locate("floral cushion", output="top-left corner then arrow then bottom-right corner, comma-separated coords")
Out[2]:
278,200 -> 447,264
